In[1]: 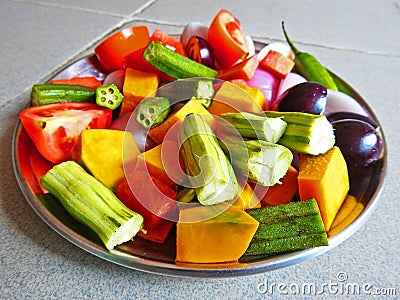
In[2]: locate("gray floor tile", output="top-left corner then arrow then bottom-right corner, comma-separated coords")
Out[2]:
9,0 -> 154,16
137,0 -> 400,55
0,0 -> 123,105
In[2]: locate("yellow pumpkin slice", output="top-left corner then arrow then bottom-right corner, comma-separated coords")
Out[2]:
298,146 -> 349,231
176,204 -> 259,263
73,129 -> 140,191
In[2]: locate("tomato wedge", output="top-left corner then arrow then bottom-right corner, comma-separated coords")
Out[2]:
208,9 -> 249,69
20,102 -> 112,164
94,26 -> 150,72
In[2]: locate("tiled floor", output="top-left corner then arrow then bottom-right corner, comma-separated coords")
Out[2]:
1,0 -> 399,299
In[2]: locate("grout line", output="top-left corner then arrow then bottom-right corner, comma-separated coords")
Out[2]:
9,0 -> 138,18
251,35 -> 400,58
394,0 -> 400,15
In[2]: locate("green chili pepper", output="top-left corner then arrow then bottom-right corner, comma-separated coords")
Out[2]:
281,22 -> 338,91
136,96 -> 171,129
96,84 -> 124,110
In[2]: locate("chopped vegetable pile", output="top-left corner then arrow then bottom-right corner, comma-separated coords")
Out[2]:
18,9 -> 383,264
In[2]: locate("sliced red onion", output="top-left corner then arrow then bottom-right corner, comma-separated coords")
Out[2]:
276,72 -> 307,98
257,42 -> 294,61
103,69 -> 125,91
325,90 -> 369,117
246,69 -> 279,109
180,22 -> 209,48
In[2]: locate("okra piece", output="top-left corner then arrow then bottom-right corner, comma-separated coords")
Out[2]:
143,41 -> 218,79
219,112 -> 287,143
40,161 -> 144,251
96,84 -> 124,110
31,84 -> 95,106
195,79 -> 214,108
245,233 -> 329,256
136,97 -> 171,129
178,113 -> 238,206
156,78 -> 215,108
245,199 -> 328,256
220,137 -> 293,187
263,111 -> 335,155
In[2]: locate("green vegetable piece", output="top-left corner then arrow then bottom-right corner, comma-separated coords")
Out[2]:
245,199 -> 328,256
263,111 -> 335,155
282,22 -> 338,91
31,84 -> 95,106
245,233 -> 329,256
247,197 -> 320,222
220,137 -> 293,187
195,79 -> 214,108
40,161 -> 144,251
219,112 -> 287,143
143,41 -> 218,79
96,84 -> 124,110
136,96 -> 171,129
156,78 -> 215,108
177,188 -> 196,203
178,113 -> 238,206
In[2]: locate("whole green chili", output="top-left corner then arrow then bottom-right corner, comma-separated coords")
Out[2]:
281,21 -> 338,91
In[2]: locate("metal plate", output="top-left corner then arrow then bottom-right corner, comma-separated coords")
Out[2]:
12,41 -> 387,278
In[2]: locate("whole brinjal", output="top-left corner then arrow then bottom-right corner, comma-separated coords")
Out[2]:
276,82 -> 327,114
332,119 -> 383,167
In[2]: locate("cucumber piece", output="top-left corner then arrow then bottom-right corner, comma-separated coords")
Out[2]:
178,113 -> 238,205
263,111 -> 335,155
31,84 -> 95,106
220,112 -> 287,143
40,161 -> 144,251
143,41 -> 218,79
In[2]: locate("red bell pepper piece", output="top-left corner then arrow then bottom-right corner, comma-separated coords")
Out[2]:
116,170 -> 178,229
217,55 -> 259,81
122,47 -> 174,83
151,29 -> 186,56
137,220 -> 175,243
94,26 -> 150,72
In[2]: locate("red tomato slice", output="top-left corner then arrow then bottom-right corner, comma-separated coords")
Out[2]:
208,9 -> 249,69
19,102 -> 112,164
94,26 -> 150,72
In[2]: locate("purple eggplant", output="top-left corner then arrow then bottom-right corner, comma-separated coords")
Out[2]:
326,111 -> 379,128
276,82 -> 327,114
332,119 -> 383,167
